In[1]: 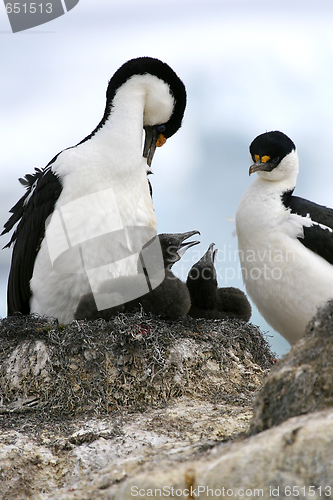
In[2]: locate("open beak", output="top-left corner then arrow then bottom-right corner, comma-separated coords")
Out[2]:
200,243 -> 217,264
189,243 -> 217,280
143,126 -> 167,167
176,230 -> 201,258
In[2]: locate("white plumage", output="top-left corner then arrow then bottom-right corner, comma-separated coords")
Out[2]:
236,131 -> 333,345
2,58 -> 186,323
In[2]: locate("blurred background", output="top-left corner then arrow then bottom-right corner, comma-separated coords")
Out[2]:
1,0 -> 333,356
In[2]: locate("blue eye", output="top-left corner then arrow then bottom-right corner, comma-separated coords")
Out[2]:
157,125 -> 166,133
273,157 -> 280,163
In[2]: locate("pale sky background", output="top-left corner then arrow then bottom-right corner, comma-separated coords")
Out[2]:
1,0 -> 333,355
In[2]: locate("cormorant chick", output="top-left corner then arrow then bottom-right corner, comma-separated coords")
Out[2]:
186,243 -> 251,321
75,231 -> 200,321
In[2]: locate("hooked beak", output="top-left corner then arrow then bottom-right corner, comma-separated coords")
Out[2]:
176,230 -> 201,259
188,242 -> 218,281
201,243 -> 217,264
249,160 -> 276,176
160,230 -> 201,266
143,126 -> 167,167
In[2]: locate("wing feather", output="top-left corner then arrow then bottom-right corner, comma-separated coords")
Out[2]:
2,166 -> 62,314
282,191 -> 333,265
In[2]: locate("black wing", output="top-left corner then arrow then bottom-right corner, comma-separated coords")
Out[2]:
282,191 -> 333,265
2,164 -> 62,314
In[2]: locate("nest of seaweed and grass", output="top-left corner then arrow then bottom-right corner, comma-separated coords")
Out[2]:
0,311 -> 274,423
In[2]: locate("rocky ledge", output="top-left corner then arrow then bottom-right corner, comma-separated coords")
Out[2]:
0,304 -> 333,500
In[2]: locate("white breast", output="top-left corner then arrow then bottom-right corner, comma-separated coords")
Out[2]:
29,72 -> 175,323
30,146 -> 156,323
236,178 -> 333,345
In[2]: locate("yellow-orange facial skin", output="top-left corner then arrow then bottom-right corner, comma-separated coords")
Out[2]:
249,155 -> 272,175
254,154 -> 270,163
261,155 -> 270,163
156,134 -> 167,147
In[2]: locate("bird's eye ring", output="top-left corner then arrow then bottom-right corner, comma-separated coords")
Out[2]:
157,125 -> 166,133
272,157 -> 280,163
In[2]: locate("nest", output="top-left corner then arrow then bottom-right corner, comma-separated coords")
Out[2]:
0,312 -> 274,421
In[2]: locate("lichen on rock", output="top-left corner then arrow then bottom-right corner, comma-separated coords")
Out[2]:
0,312 -> 273,417
250,299 -> 333,434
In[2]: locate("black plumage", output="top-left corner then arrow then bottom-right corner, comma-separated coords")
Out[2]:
236,130 -> 333,344
2,57 -> 187,320
75,231 -> 200,321
186,243 -> 251,321
282,190 -> 333,265
80,56 -> 187,146
1,165 -> 62,314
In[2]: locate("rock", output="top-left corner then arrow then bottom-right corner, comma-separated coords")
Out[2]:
0,313 -> 273,415
5,306 -> 333,500
32,409 -> 333,500
0,398 -> 254,500
111,409 -> 333,500
0,312 -> 273,499
250,300 -> 333,434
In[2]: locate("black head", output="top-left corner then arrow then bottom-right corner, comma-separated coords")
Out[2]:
158,230 -> 201,267
79,57 -> 186,149
106,57 -> 186,139
187,243 -> 217,282
186,243 -> 218,309
249,131 -> 296,175
138,231 -> 200,276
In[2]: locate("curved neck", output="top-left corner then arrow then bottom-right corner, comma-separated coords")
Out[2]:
91,87 -> 146,162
